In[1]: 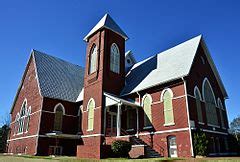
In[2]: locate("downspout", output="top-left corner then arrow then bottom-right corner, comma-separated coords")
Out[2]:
182,77 -> 194,157
136,92 -> 141,138
136,91 -> 141,106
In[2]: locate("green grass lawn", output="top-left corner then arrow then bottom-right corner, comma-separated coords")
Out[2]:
0,155 -> 240,162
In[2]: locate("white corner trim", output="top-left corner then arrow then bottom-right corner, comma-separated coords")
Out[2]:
183,78 -> 194,157
32,53 -> 43,98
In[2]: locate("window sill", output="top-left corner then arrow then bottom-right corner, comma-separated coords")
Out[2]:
87,129 -> 93,132
198,122 -> 205,125
207,124 -> 220,128
143,126 -> 153,130
164,123 -> 175,127
16,132 -> 23,135
126,129 -> 134,131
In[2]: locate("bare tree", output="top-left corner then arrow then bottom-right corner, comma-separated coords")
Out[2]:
230,115 -> 240,141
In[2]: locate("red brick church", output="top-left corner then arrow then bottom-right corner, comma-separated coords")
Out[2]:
7,14 -> 230,158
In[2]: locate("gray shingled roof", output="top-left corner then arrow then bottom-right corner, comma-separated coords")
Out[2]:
84,14 -> 128,42
33,50 -> 84,102
121,35 -> 227,97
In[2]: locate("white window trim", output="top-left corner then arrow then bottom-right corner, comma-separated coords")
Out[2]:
87,98 -> 95,131
194,86 -> 203,101
142,94 -> 152,127
25,106 -> 31,133
161,88 -> 175,126
160,88 -> 174,102
202,77 -> 217,105
110,43 -> 120,74
89,44 -> 98,74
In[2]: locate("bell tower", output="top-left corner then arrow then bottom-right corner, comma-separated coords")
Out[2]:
78,14 -> 128,159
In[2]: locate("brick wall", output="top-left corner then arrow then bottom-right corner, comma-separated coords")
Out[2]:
40,97 -> 80,135
187,44 -> 229,131
8,55 -> 43,155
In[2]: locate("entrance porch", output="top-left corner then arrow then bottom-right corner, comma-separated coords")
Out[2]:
104,92 -> 141,137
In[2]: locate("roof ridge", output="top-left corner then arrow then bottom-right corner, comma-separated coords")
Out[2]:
32,49 -> 84,69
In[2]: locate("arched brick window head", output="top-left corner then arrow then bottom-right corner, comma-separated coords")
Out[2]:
54,104 -> 64,132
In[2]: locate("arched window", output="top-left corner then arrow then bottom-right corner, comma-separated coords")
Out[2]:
202,78 -> 218,126
162,89 -> 174,125
89,44 -> 98,74
142,94 -> 152,127
194,86 -> 203,123
87,99 -> 95,131
110,43 -> 120,73
218,98 -> 225,128
19,100 -> 27,133
54,104 -> 64,131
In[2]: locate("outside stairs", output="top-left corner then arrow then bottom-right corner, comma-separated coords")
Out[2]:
130,136 -> 162,158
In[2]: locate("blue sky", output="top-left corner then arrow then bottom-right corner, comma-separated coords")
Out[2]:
0,0 -> 239,124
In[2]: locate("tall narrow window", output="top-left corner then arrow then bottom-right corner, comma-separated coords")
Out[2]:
87,99 -> 95,131
218,99 -> 226,128
110,43 -> 120,73
143,94 -> 152,127
203,78 -> 218,126
54,104 -> 64,131
163,89 -> 174,125
194,86 -> 203,123
25,107 -> 31,132
89,44 -> 98,74
19,101 -> 27,133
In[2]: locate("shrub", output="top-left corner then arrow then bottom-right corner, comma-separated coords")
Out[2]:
111,140 -> 132,158
193,130 -> 208,156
